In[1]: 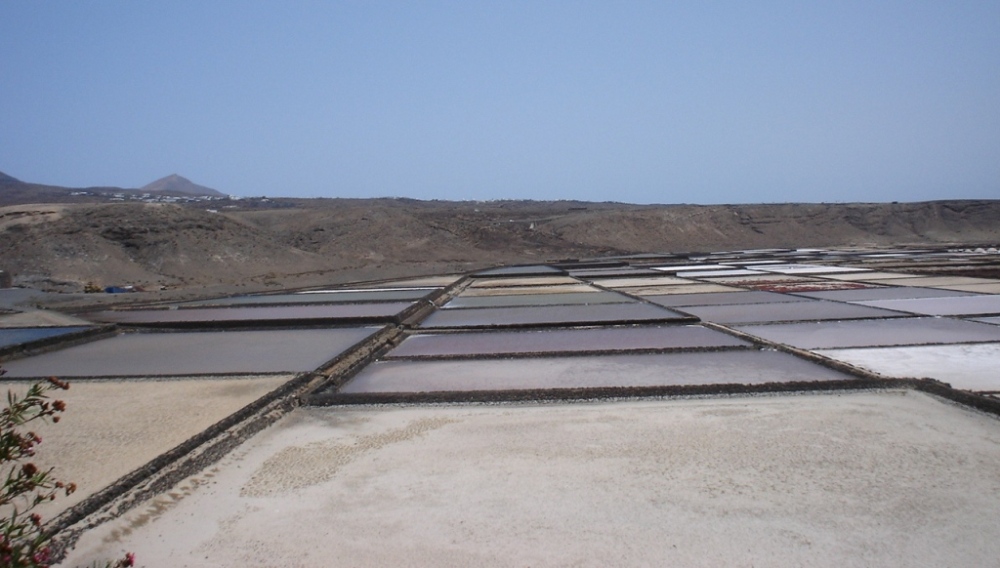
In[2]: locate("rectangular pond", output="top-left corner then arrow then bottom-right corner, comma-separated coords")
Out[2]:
340,350 -> 854,393
298,287 -> 438,293
726,259 -> 785,266
181,289 -> 434,307
587,276 -> 694,288
819,271 -> 919,281
644,290 -> 814,307
469,276 -> 581,288
935,283 -> 1000,294
674,300 -> 905,324
386,325 -> 750,358
853,295 -> 1000,317
754,264 -> 871,275
372,276 -> 462,287
793,287 -> 973,302
568,268 -> 666,278
786,282 -> 882,292
459,284 -> 599,297
443,291 -> 634,310
650,264 -> 734,273
615,284 -> 743,296
474,266 -> 564,277
682,269 -> 768,278
733,280 -> 877,293
870,276 -> 996,288
87,302 -> 414,326
734,317 -> 1000,349
419,303 -> 694,329
702,274 -> 822,284
0,326 -> 93,350
0,327 -> 383,377
814,343 -> 1000,391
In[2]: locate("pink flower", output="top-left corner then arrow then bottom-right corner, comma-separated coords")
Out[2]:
31,546 -> 50,563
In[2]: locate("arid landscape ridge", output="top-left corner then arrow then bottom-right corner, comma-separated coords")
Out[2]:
1,171 -> 998,294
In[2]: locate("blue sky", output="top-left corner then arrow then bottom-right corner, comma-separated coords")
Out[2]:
2,1 -> 998,204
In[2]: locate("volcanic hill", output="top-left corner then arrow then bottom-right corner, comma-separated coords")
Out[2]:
141,174 -> 226,197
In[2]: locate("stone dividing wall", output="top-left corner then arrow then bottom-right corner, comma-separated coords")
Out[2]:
41,264 -> 1000,560
46,275 -> 474,560
307,379 -> 1000,416
47,323 -> 402,560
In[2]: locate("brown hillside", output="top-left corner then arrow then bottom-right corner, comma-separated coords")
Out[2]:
0,203 -> 329,291
0,199 -> 998,293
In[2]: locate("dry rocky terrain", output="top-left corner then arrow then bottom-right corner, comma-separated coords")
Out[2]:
1,175 -> 998,297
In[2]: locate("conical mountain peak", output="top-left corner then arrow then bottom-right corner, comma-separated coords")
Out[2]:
141,174 -> 224,196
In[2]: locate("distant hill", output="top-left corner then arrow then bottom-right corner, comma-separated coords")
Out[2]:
0,170 -> 125,204
0,170 -> 226,205
1,197 -> 998,293
141,174 -> 225,197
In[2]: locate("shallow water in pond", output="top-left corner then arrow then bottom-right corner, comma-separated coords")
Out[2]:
815,343 -> 1000,390
460,284 -> 597,297
444,291 -> 633,309
0,326 -> 92,348
735,318 -> 1000,349
618,284 -> 742,296
474,266 -> 563,277
182,289 -> 433,307
1,327 -> 382,377
468,276 -> 580,288
419,303 -> 693,328
793,287 -> 973,302
587,276 -> 694,288
675,300 -> 905,324
853,295 -> 1000,316
645,291 -> 811,307
88,302 -> 413,324
387,325 -> 749,358
341,350 -> 853,393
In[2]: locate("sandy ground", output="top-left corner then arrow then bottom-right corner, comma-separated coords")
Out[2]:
60,390 -> 1000,567
1,375 -> 293,517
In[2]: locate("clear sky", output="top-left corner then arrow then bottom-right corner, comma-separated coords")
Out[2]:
2,1 -> 998,204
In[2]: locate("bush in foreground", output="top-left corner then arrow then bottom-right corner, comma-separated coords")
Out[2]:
0,368 -> 133,568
